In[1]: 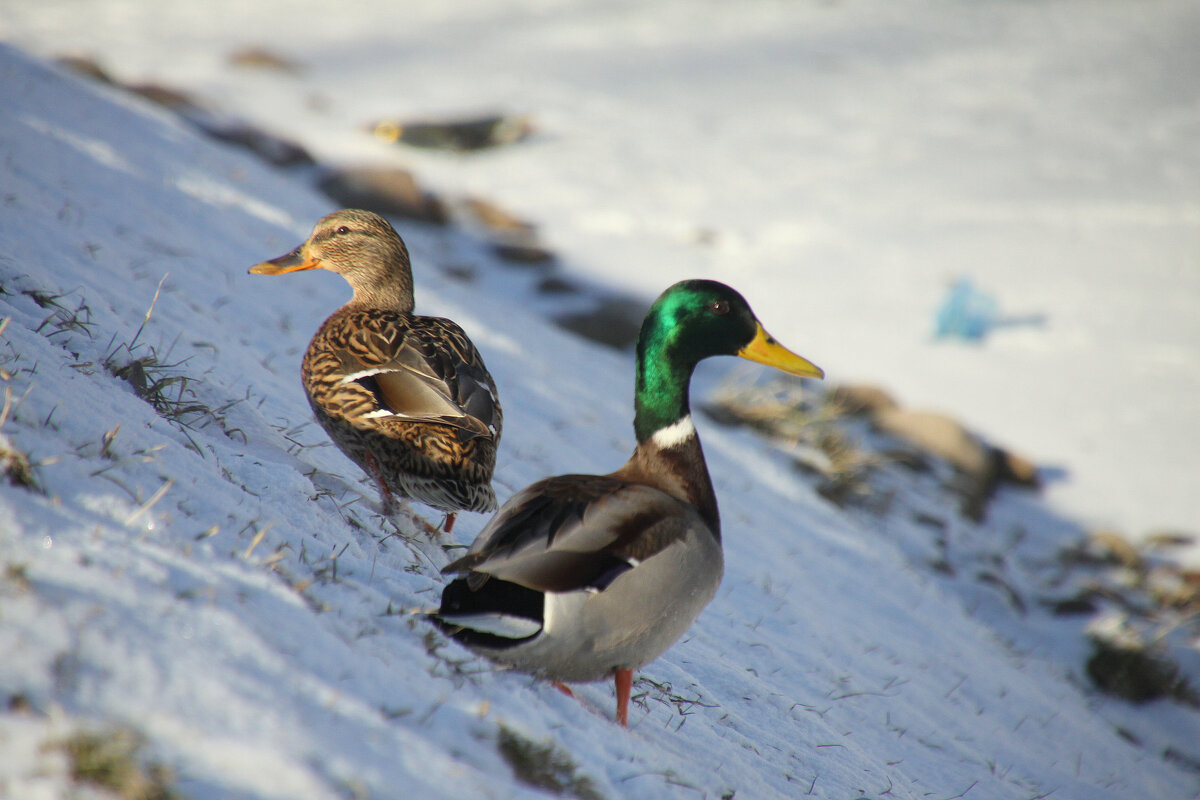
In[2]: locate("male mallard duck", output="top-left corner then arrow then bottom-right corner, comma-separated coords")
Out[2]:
250,209 -> 501,530
430,280 -> 822,725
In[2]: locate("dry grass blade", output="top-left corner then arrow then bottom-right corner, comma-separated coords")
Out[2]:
126,479 -> 173,527
242,522 -> 275,559
129,273 -> 168,355
0,383 -> 11,429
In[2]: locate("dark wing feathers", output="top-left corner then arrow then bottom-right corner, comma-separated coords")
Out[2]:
443,475 -> 696,594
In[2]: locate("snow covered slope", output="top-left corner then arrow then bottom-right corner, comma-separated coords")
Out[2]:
0,43 -> 1196,800
5,0 -> 1197,546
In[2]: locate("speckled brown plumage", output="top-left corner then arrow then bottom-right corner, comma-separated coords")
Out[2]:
250,209 -> 501,523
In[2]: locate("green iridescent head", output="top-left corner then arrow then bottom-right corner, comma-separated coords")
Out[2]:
633,280 -> 823,442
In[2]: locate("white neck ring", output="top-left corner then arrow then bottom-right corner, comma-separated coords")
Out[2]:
651,415 -> 696,449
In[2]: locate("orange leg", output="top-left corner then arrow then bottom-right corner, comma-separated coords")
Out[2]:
615,668 -> 633,727
442,512 -> 457,533
551,677 -> 632,727
363,453 -> 396,516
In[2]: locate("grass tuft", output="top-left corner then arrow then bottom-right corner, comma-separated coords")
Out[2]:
0,384 -> 42,492
3,561 -> 32,593
90,276 -> 248,444
25,288 -> 96,340
15,278 -> 247,446
48,727 -> 183,800
632,677 -> 718,729
496,724 -> 604,800
0,430 -> 40,492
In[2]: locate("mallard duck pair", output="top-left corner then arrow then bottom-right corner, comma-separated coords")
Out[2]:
253,210 -> 823,726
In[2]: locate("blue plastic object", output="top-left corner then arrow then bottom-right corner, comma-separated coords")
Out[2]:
934,278 -> 998,341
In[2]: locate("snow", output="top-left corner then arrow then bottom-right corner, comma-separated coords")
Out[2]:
5,0 -> 1196,545
0,2 -> 1198,798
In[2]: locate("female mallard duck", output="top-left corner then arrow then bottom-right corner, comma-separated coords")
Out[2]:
250,209 -> 501,530
431,280 -> 822,725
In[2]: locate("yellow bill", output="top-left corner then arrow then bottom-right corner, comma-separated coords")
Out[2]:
738,322 -> 824,379
248,244 -> 320,275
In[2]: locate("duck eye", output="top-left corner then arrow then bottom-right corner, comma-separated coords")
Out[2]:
336,226 -> 350,235
709,300 -> 730,315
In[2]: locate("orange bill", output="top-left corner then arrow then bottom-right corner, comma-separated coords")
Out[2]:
737,322 -> 824,379
248,244 -> 320,275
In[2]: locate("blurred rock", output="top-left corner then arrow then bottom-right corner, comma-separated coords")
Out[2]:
456,197 -> 554,262
317,167 -> 449,225
874,407 -> 1039,520
1044,590 -> 1101,616
371,113 -> 534,152
1086,619 -> 1196,705
189,113 -> 314,167
54,54 -> 113,83
875,408 -> 991,478
1086,530 -> 1144,569
437,264 -> 477,284
53,54 -> 313,167
537,276 -> 578,295
125,82 -> 196,109
555,298 -> 645,350
829,384 -> 899,417
460,197 -> 536,235
491,243 -> 555,264
999,450 -> 1039,487
1144,530 -> 1197,550
228,47 -> 303,73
